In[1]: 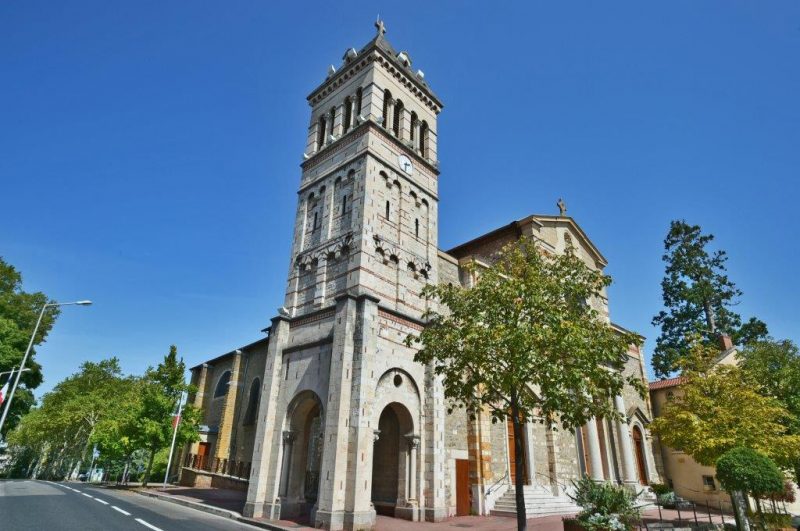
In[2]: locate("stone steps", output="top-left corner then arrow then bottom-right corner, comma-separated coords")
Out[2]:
490,485 -> 580,518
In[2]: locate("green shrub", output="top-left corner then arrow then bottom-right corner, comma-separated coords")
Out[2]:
568,477 -> 640,531
657,491 -> 679,508
648,482 -> 672,496
716,448 -> 784,500
750,512 -> 792,530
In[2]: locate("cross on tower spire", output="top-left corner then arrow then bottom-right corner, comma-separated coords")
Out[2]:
375,17 -> 386,37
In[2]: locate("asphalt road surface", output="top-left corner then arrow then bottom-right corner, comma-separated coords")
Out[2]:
0,479 -> 262,531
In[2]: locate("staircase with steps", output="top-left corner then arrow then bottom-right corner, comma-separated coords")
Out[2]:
490,484 -> 580,518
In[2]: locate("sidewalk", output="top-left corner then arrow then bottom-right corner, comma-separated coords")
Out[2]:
128,485 -> 736,531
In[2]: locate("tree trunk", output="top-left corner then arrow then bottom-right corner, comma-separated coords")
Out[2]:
730,490 -> 751,531
511,396 -> 527,531
142,449 -> 156,487
703,300 -> 717,334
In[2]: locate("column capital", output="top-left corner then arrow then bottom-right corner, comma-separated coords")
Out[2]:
405,434 -> 420,449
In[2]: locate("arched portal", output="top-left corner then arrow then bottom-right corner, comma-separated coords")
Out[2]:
371,402 -> 416,518
632,425 -> 648,485
279,391 -> 324,519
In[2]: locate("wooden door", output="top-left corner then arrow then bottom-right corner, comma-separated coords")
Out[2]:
507,417 -> 528,485
197,442 -> 209,470
632,427 -> 648,485
455,459 -> 470,516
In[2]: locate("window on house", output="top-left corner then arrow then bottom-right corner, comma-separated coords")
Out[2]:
243,378 -> 261,425
213,371 -> 231,399
702,475 -> 716,491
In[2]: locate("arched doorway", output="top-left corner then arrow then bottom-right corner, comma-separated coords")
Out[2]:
632,426 -> 648,485
371,402 -> 417,519
279,391 -> 324,520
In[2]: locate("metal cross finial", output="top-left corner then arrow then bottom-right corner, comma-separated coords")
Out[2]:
375,16 -> 386,36
557,197 -> 567,216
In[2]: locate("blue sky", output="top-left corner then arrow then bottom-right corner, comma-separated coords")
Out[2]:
2,1 -> 798,394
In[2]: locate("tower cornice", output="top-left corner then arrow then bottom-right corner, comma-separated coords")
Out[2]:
307,42 -> 443,113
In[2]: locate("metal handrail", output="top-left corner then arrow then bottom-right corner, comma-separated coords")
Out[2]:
534,470 -> 569,492
485,470 -> 509,497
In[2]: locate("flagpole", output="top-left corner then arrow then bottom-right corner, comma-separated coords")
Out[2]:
163,392 -> 184,490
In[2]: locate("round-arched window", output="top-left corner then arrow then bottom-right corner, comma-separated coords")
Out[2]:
214,371 -> 231,399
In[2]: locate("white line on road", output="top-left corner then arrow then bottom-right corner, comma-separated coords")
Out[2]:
81,492 -> 93,498
112,506 -> 131,516
94,497 -> 109,505
135,518 -> 165,531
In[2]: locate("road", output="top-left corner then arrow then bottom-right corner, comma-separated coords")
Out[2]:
0,479 -> 262,531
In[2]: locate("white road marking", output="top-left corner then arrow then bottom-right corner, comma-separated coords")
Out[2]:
135,518 -> 164,531
112,506 -> 131,516
81,492 -> 93,498
94,497 -> 109,505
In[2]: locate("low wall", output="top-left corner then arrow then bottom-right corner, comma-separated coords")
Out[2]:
180,467 -> 249,492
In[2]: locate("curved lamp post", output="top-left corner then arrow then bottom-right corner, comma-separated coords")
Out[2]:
0,300 -> 92,436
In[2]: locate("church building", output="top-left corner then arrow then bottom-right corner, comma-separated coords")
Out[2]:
179,22 -> 661,531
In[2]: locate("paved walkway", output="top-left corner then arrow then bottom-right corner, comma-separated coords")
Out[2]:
133,486 -> 736,531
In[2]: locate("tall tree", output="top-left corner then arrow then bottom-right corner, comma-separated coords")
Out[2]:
6,358 -> 129,479
651,221 -> 768,378
650,339 -> 800,469
739,339 -> 800,482
0,257 -> 59,435
406,238 -> 644,531
136,345 -> 199,486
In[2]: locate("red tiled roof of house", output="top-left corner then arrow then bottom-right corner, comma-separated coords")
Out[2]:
649,376 -> 685,391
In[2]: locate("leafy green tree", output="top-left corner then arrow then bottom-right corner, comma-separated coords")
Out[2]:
716,447 -> 784,528
0,257 -> 59,435
651,221 -> 768,378
739,339 -> 800,482
135,345 -> 199,486
7,358 -> 130,479
406,238 -> 644,531
650,340 -> 800,469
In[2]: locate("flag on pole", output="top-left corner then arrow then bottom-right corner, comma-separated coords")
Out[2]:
0,377 -> 9,406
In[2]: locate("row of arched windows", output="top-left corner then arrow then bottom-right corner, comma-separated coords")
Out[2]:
379,170 -> 429,241
316,87 -> 364,150
382,90 -> 430,158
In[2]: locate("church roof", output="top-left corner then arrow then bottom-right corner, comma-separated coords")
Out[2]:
445,214 -> 608,267
306,21 -> 443,109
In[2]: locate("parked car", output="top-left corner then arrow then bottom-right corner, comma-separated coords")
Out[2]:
77,473 -> 87,482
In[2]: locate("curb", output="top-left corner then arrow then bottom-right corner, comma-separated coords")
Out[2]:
129,489 -> 295,531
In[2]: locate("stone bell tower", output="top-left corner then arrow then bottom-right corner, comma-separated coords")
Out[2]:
244,21 -> 447,530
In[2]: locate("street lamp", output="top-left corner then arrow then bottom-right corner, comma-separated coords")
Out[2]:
0,300 -> 92,436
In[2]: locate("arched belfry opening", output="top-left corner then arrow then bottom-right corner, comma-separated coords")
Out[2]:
371,402 -> 418,519
279,391 -> 324,520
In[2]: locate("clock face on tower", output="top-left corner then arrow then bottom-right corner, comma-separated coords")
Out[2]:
398,154 -> 414,175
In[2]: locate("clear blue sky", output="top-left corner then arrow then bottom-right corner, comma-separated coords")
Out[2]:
2,1 -> 798,394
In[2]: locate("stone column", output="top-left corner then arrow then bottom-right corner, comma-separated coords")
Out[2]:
412,120 -> 421,152
348,96 -> 357,130
243,316 -> 291,519
524,422 -> 536,486
215,350 -> 243,463
406,435 -> 420,502
279,431 -> 295,496
584,419 -> 605,481
614,395 -> 639,486
314,294 -> 359,530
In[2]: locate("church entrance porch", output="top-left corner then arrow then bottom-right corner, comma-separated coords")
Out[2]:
371,402 -> 420,522
279,391 -> 324,522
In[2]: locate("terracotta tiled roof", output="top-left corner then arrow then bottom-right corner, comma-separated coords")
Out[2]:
649,376 -> 685,391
